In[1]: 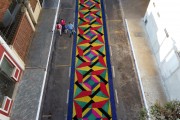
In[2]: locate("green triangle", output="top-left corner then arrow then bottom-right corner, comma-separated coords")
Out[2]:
87,79 -> 95,86
89,112 -> 96,119
96,11 -> 101,16
76,59 -> 83,67
100,70 -> 107,78
99,46 -> 105,52
75,100 -> 87,108
92,5 -> 99,10
93,21 -> 101,26
95,62 -> 104,67
74,87 -> 82,98
79,26 -> 89,31
102,100 -> 110,111
77,69 -> 89,75
81,11 -> 88,15
78,45 -> 88,51
94,39 -> 103,44
77,37 -> 84,45
78,19 -> 85,25
79,5 -> 85,10
96,91 -> 108,98
97,26 -> 103,33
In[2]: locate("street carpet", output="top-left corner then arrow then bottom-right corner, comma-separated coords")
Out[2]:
68,0 -> 117,119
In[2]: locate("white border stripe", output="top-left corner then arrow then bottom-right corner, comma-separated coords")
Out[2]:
64,114 -> 67,120
35,0 -> 61,120
69,67 -> 71,78
110,46 -> 112,56
66,90 -> 69,104
125,19 -> 150,119
115,89 -> 119,104
112,66 -> 115,78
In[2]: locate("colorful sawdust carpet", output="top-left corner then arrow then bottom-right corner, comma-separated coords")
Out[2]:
68,0 -> 117,119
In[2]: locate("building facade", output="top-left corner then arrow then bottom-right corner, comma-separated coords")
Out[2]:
144,0 -> 180,100
0,0 -> 42,119
0,36 -> 24,120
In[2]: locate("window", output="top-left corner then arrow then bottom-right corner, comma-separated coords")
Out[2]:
0,56 -> 15,107
8,0 -> 18,14
0,72 -> 15,108
1,57 -> 15,77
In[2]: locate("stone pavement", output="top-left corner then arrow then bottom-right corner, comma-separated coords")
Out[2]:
126,18 -> 167,110
120,0 -> 167,114
10,0 -> 60,119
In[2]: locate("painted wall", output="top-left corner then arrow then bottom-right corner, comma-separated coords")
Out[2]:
165,68 -> 180,100
0,36 -> 24,119
12,13 -> 34,61
144,0 -> 180,100
33,0 -> 41,22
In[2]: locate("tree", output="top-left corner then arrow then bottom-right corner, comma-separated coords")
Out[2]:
140,101 -> 180,120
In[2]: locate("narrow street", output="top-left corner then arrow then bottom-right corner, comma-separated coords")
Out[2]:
41,0 -> 75,120
41,0 -> 148,119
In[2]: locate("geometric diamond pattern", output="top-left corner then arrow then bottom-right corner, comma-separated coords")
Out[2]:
68,0 -> 117,119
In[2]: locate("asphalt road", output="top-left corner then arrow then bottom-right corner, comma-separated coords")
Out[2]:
40,0 -> 148,119
41,0 -> 75,120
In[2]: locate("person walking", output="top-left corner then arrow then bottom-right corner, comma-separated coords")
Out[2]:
56,22 -> 62,36
67,22 -> 74,38
60,19 -> 66,33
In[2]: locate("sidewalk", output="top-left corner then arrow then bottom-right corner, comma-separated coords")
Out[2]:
126,18 -> 167,108
10,6 -> 58,120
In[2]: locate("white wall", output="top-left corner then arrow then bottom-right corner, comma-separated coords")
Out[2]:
165,68 -> 180,100
0,114 -> 10,120
33,0 -> 41,22
144,0 -> 180,100
0,36 -> 25,70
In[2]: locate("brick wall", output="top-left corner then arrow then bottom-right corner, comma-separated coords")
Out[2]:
0,0 -> 10,21
12,13 -> 34,62
30,0 -> 37,11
